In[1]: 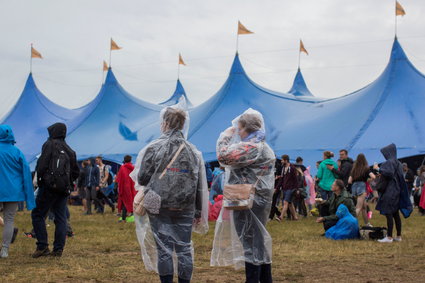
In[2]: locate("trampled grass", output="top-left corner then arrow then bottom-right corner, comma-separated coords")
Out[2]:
1,205 -> 424,283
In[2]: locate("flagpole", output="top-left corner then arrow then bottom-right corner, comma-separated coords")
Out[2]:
109,47 -> 112,68
178,62 -> 180,80
298,50 -> 301,70
30,44 -> 33,73
395,0 -> 398,37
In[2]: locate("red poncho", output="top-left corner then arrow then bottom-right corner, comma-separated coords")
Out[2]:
116,162 -> 136,213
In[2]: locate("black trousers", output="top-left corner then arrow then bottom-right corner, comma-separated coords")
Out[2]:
386,211 -> 402,237
319,204 -> 338,231
269,190 -> 281,219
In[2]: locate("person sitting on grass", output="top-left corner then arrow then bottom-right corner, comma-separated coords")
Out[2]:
316,179 -> 356,232
325,204 -> 359,240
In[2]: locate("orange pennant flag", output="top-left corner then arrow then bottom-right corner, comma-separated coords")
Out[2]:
110,38 -> 122,50
103,61 -> 108,71
31,46 -> 43,59
396,1 -> 406,16
299,40 -> 308,55
238,21 -> 254,35
178,53 -> 186,66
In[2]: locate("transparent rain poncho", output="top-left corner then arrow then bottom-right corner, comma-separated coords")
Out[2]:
130,103 -> 208,280
210,108 -> 276,269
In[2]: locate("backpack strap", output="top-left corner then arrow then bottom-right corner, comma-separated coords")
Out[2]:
159,143 -> 185,180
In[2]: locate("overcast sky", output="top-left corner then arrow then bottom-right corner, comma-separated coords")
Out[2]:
0,0 -> 424,118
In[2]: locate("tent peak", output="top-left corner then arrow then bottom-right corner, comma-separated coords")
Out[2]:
230,53 -> 246,75
390,37 -> 408,62
288,68 -> 313,97
105,68 -> 118,85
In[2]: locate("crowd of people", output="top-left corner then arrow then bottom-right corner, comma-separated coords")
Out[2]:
1,106 -> 424,282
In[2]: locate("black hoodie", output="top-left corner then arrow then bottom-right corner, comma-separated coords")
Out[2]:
331,158 -> 354,186
36,123 -> 79,187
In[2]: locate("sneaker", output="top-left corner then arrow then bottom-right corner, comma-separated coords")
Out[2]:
126,215 -> 135,223
24,232 -> 35,238
0,247 -> 8,258
50,250 -> 63,257
32,247 -> 50,258
378,237 -> 393,243
393,237 -> 402,242
366,223 -> 373,227
11,228 -> 19,244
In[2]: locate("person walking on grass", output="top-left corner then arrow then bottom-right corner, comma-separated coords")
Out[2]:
31,123 -> 79,258
0,125 -> 35,258
374,144 -> 412,243
116,155 -> 136,223
348,153 -> 376,226
276,155 -> 299,221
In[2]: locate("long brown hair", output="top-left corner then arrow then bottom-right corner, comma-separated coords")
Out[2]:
350,153 -> 369,181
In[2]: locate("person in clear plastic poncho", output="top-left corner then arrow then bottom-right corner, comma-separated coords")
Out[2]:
130,104 -> 208,283
211,108 -> 276,283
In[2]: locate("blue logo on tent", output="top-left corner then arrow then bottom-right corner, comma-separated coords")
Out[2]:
118,121 -> 138,141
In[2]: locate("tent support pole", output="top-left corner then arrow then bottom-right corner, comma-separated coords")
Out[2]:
30,44 -> 33,73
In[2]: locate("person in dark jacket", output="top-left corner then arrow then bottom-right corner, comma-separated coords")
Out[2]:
316,179 -> 356,232
84,158 -> 101,214
276,155 -> 299,221
77,160 -> 88,212
327,149 -> 353,189
375,144 -> 411,243
31,123 -> 79,258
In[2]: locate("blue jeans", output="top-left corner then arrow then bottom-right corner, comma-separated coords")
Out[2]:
149,209 -> 194,281
319,188 -> 333,201
31,187 -> 68,251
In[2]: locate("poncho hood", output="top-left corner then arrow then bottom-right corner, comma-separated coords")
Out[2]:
380,143 -> 397,160
0,125 -> 16,144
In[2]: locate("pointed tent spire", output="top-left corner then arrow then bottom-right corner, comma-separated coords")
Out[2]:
104,68 -> 118,85
229,53 -> 246,75
160,79 -> 193,107
389,36 -> 408,61
288,68 -> 313,97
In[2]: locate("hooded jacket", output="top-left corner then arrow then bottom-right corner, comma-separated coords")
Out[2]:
317,158 -> 339,191
325,204 -> 359,240
376,143 -> 412,216
0,125 -> 35,209
36,123 -> 79,189
116,162 -> 136,212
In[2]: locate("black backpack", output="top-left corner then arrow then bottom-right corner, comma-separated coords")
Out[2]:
46,141 -> 71,195
359,226 -> 387,240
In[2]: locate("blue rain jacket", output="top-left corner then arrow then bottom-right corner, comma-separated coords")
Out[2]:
0,125 -> 35,210
325,204 -> 359,240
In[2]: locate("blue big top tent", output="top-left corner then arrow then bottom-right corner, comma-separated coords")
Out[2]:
0,73 -> 102,164
128,37 -> 425,170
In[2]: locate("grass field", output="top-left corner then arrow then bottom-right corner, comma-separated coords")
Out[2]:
1,205 -> 424,283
